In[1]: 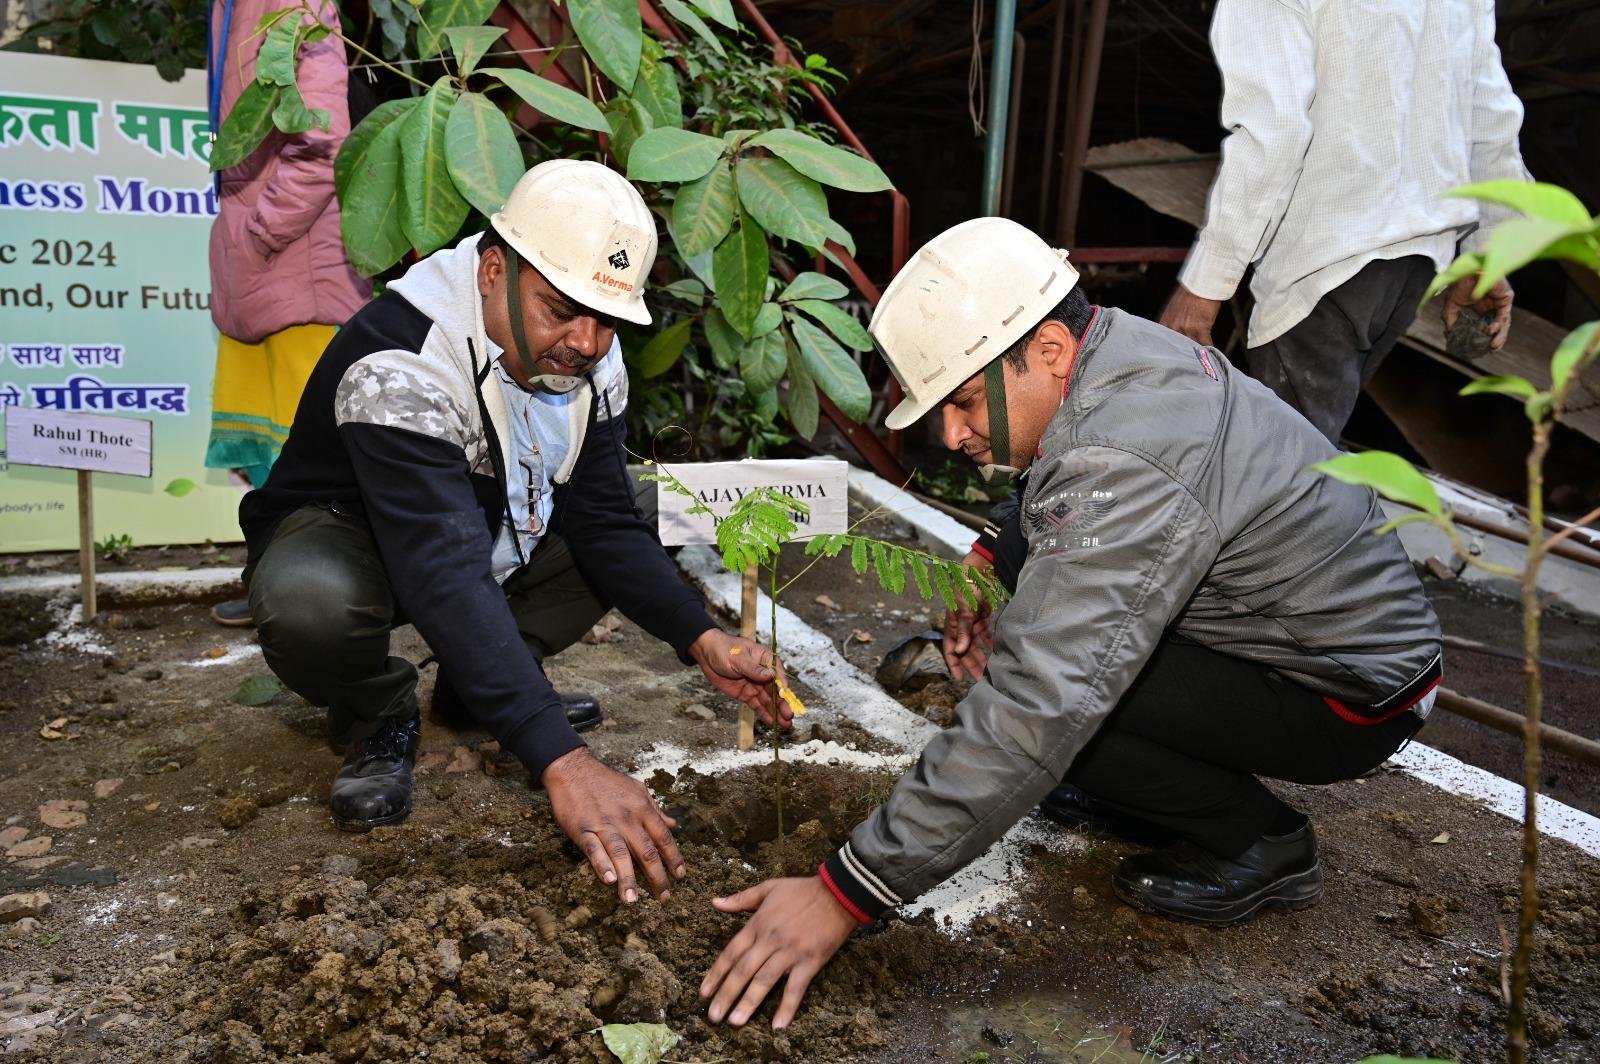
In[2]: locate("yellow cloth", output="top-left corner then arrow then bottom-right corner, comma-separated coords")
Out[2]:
206,323 -> 335,487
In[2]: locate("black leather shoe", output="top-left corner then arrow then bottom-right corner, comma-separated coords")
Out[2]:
1112,823 -> 1323,925
1037,783 -> 1177,847
430,671 -> 603,733
330,716 -> 421,833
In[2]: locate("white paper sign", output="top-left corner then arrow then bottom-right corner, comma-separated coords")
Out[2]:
5,406 -> 152,477
655,459 -> 850,547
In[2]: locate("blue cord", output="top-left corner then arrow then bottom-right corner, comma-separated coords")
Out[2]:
207,0 -> 235,196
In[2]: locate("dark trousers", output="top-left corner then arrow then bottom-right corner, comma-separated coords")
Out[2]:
1065,638 -> 1424,858
243,487 -> 655,745
1246,255 -> 1436,444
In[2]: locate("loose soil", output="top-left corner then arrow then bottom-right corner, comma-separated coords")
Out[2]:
1,525 -> 1597,1063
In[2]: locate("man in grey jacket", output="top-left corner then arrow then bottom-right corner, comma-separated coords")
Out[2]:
699,218 -> 1442,1029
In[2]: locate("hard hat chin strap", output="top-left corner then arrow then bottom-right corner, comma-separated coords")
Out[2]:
504,251 -> 583,395
979,357 -> 1020,483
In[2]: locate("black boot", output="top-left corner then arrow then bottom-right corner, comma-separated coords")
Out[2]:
429,670 -> 602,733
1036,783 -> 1177,847
1112,822 -> 1323,925
330,715 -> 421,832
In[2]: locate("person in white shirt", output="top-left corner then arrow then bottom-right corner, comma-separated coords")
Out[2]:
1159,0 -> 1528,443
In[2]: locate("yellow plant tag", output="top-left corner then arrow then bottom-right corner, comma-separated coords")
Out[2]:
776,679 -> 807,716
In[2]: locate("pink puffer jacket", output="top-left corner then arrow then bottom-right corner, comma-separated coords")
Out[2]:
209,0 -> 370,343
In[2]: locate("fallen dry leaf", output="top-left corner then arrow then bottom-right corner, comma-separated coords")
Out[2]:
201,647 -> 228,660
850,628 -> 875,644
39,717 -> 69,740
1431,832 -> 1451,845
814,594 -> 841,611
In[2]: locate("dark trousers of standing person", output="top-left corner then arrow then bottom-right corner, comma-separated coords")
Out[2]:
1246,255 -> 1437,445
1064,636 -> 1428,858
242,484 -> 656,747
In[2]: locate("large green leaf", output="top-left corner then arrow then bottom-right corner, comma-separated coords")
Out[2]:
824,217 -> 856,257
416,0 -> 498,58
341,109 -> 410,275
791,316 -> 871,422
632,317 -> 694,378
694,0 -> 737,29
792,299 -> 872,351
444,25 -> 505,78
210,80 -> 282,171
1541,231 -> 1600,273
779,271 -> 848,302
739,328 -> 786,394
735,156 -> 829,247
271,84 -> 329,135
703,307 -> 744,369
569,0 -> 642,90
712,211 -> 769,339
672,158 -> 736,257
336,99 -> 414,203
626,128 -> 725,182
487,68 -> 610,132
1448,180 -> 1592,228
751,302 -> 782,338
660,0 -> 725,57
1458,374 -> 1537,401
1307,452 -> 1443,518
400,78 -> 470,255
785,335 -> 819,439
629,48 -> 682,129
256,13 -> 302,86
1550,321 -> 1599,395
445,92 -> 523,217
231,673 -> 283,707
1475,216 -> 1588,298
597,1022 -> 680,1064
604,98 -> 653,171
748,128 -> 892,193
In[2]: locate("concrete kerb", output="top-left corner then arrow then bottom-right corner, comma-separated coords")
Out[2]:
844,467 -> 1600,862
0,566 -> 244,603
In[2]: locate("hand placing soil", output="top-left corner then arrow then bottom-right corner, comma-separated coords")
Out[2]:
544,747 -> 685,903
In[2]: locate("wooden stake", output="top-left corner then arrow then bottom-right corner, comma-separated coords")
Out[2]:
738,564 -> 758,750
76,469 -> 96,623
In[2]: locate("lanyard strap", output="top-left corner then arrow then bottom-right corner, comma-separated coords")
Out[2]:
206,0 -> 236,197
983,357 -> 1011,476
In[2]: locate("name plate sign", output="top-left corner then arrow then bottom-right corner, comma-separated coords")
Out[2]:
6,406 -> 152,477
656,459 -> 849,547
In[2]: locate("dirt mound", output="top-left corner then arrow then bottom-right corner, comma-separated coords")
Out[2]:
162,764 -> 953,1063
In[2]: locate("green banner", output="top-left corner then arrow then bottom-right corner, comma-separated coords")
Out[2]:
0,51 -> 241,551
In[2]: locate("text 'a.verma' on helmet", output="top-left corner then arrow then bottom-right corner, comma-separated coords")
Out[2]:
489,159 -> 658,326
872,217 -> 1078,431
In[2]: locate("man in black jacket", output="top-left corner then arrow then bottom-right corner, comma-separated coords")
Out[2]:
240,160 -> 783,905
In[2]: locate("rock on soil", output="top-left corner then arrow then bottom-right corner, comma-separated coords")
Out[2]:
5,835 -> 52,859
215,797 -> 259,830
0,891 -> 51,923
38,800 -> 88,830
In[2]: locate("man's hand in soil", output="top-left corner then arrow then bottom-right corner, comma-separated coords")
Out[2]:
689,629 -> 792,728
943,551 -> 994,681
543,747 -> 685,904
1158,284 -> 1222,348
1442,274 -> 1514,351
700,876 -> 857,1029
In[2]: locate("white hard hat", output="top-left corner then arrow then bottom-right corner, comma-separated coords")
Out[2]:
872,217 -> 1079,431
489,159 -> 657,325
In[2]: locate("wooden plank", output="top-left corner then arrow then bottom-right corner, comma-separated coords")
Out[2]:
77,470 -> 96,623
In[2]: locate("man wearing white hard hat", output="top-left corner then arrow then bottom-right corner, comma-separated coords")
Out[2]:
239,161 -> 783,905
699,217 -> 1441,1030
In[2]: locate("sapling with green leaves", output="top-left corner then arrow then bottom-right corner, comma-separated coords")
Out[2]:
1310,179 -> 1600,1064
644,463 -> 1008,856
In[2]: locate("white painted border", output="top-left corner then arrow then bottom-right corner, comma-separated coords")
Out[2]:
0,566 -> 243,598
844,467 -> 1600,863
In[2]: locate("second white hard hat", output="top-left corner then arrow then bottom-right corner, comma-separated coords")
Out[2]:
872,217 -> 1079,430
490,159 -> 657,325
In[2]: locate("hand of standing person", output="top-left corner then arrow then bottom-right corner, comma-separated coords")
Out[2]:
1159,285 -> 1223,347
1442,275 -> 1515,352
544,748 -> 685,903
699,877 -> 859,1029
943,551 -> 995,681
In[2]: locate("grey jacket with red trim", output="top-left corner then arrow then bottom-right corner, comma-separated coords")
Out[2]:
821,307 -> 1441,921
